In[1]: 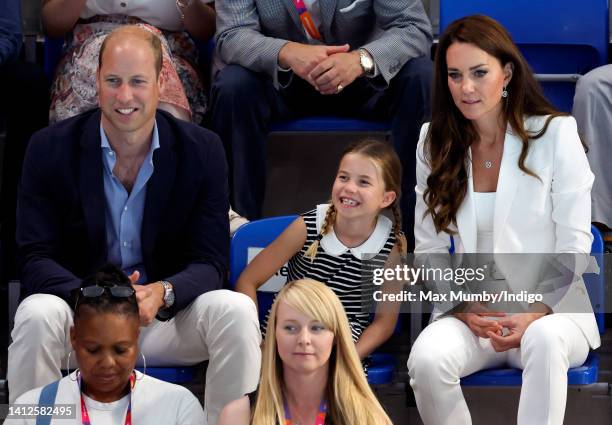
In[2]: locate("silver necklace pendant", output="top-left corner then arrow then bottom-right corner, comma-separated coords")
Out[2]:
484,160 -> 493,169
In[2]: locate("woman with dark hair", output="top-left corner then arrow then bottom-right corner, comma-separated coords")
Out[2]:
408,15 -> 599,425
9,264 -> 205,424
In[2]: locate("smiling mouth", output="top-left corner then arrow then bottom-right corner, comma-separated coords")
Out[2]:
116,108 -> 137,115
340,197 -> 359,207
462,100 -> 480,105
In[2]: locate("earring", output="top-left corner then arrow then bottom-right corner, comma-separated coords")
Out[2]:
67,351 -> 79,381
502,85 -> 508,98
136,352 -> 146,380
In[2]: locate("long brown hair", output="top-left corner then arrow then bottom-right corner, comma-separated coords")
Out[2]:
423,14 -> 566,234
303,139 -> 405,259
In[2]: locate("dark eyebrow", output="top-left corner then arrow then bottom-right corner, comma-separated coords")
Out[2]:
447,64 -> 488,72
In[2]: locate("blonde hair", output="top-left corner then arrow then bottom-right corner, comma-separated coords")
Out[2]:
251,279 -> 393,425
303,139 -> 405,262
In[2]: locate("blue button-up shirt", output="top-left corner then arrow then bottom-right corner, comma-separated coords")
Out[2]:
100,123 -> 160,283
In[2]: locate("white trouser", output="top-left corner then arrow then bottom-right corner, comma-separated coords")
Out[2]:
407,315 -> 590,425
8,290 -> 262,425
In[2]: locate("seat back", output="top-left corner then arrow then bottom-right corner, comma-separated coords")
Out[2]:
439,0 -> 609,111
270,117 -> 390,133
229,215 -> 298,321
586,225 -> 605,334
44,37 -> 64,79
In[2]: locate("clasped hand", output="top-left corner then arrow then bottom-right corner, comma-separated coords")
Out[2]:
486,313 -> 543,352
456,303 -> 544,352
278,42 -> 364,94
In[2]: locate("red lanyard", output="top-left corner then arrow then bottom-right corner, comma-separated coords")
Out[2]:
292,0 -> 323,40
284,400 -> 327,425
79,373 -> 135,425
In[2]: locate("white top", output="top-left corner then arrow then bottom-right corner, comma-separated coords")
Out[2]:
8,371 -> 205,425
83,393 -> 130,423
473,192 -> 495,253
80,0 -> 213,31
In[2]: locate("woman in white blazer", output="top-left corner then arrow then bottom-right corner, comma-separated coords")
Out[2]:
407,15 -> 600,425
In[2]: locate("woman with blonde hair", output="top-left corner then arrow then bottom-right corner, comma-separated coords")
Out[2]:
219,279 -> 393,425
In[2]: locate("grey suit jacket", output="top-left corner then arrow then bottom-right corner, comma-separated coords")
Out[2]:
214,0 -> 432,88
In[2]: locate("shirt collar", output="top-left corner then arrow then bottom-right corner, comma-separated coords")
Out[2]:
315,204 -> 392,260
99,121 -> 161,154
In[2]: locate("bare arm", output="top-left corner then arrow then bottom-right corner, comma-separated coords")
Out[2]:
235,217 -> 307,307
182,0 -> 216,41
218,396 -> 251,425
355,238 -> 405,359
41,0 -> 87,37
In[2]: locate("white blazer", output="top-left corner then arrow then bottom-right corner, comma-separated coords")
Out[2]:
414,115 -> 600,349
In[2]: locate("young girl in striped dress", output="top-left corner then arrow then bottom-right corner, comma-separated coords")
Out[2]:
236,139 -> 406,360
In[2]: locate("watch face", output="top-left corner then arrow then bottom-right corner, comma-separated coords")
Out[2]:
162,282 -> 175,307
360,50 -> 374,73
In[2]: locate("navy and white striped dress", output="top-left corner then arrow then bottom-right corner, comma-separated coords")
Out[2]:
287,204 -> 396,342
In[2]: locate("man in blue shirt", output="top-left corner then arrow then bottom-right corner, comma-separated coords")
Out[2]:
8,26 -> 261,425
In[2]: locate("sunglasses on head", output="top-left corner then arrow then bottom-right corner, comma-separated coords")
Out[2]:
79,284 -> 135,299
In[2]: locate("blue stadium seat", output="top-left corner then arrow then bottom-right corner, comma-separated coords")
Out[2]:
439,0 -> 609,112
460,225 -> 605,386
44,36 -> 64,79
229,216 -> 396,384
270,117 -> 390,133
229,215 -> 298,319
136,366 -> 196,384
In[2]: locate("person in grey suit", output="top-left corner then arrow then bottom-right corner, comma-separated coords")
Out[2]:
572,64 -> 612,231
210,0 -> 433,246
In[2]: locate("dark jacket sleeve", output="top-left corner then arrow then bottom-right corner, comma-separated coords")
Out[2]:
17,131 -> 82,300
164,130 -> 230,314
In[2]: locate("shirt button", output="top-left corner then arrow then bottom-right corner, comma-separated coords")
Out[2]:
123,241 -> 128,247
124,206 -> 128,211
